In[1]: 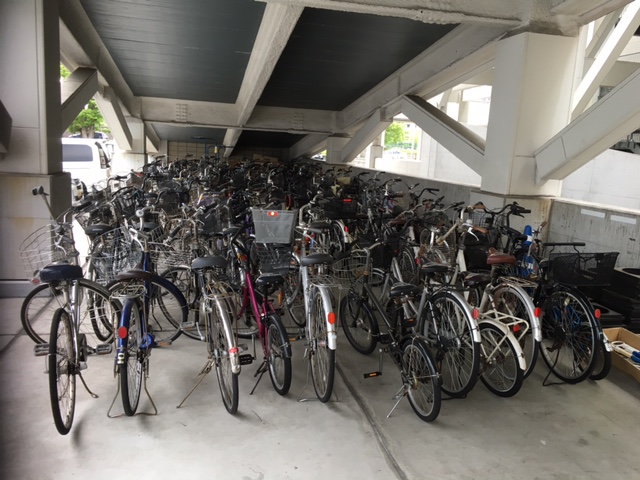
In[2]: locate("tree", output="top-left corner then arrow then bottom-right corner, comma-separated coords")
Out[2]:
384,122 -> 405,147
60,64 -> 109,138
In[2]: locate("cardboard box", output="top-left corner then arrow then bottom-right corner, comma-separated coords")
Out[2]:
603,327 -> 640,383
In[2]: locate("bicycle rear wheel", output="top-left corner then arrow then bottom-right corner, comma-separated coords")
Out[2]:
539,288 -> 599,384
422,291 -> 480,398
283,256 -> 305,328
119,299 -> 143,416
492,283 -> 539,378
402,336 -> 441,422
48,308 -> 76,435
309,290 -> 335,403
339,292 -> 379,355
23,280 -> 115,347
479,323 -> 524,397
266,314 -> 292,396
207,305 -> 239,414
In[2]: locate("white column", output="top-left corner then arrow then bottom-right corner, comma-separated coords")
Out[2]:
0,0 -> 67,294
482,32 -> 577,197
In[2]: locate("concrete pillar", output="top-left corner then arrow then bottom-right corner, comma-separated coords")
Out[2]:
483,32 -> 577,197
325,136 -> 350,165
0,0 -> 69,295
473,33 -> 578,227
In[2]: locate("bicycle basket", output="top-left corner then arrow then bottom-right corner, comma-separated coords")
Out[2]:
331,251 -> 370,288
251,208 -> 298,244
86,227 -> 136,285
19,223 -> 78,281
253,243 -> 293,274
323,196 -> 358,220
548,251 -> 619,286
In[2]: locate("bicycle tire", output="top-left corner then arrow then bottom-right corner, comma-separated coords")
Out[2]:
339,292 -> 379,355
589,338 -> 612,380
402,336 -> 441,422
160,266 -> 202,341
539,288 -> 599,384
421,290 -> 480,398
283,256 -> 305,328
479,322 -> 524,397
309,289 -> 335,403
492,283 -> 539,378
120,299 -> 143,416
398,246 -> 418,284
266,314 -> 292,395
22,280 -> 115,347
48,308 -> 76,435
207,304 -> 239,414
108,273 -> 188,346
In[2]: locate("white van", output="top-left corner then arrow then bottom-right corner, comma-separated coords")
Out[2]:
62,138 -> 112,188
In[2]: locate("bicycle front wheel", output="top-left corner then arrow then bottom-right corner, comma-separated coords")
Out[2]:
422,291 -> 480,398
309,290 -> 335,403
479,323 -> 524,397
539,288 -> 599,384
48,308 -> 76,435
207,304 -> 239,414
119,299 -> 143,416
402,336 -> 441,422
266,314 -> 292,396
23,280 -> 115,347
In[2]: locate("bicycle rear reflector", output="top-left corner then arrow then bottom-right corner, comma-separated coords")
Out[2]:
267,211 -> 279,217
328,312 -> 336,325
472,308 -> 480,320
594,309 -> 601,319
534,307 -> 541,318
118,326 -> 128,339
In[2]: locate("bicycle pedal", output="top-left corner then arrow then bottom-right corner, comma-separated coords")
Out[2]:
378,333 -> 391,344
363,371 -> 382,379
33,344 -> 49,357
181,321 -> 196,330
239,354 -> 254,365
95,344 -> 113,355
154,339 -> 172,348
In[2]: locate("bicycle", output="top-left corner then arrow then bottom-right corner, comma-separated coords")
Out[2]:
514,227 -> 618,384
20,188 -> 115,348
107,208 -> 189,416
284,201 -> 344,402
336,241 -> 441,421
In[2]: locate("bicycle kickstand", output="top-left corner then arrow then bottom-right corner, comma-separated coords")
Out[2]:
249,359 -> 268,395
176,358 -> 214,408
386,384 -> 409,419
78,371 -> 99,399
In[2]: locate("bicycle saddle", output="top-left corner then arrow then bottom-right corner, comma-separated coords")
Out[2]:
300,253 -> 333,267
389,283 -> 421,298
39,264 -> 83,283
191,256 -> 227,271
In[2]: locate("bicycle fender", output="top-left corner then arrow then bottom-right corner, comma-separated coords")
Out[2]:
478,318 -> 527,371
445,290 -> 482,344
316,285 -> 338,351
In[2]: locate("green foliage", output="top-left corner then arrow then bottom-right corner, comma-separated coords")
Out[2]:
60,64 -> 110,137
384,122 -> 405,147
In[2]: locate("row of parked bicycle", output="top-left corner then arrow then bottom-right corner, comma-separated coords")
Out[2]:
18,154 -> 619,434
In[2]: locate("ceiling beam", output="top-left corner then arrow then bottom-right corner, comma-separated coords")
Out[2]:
571,1 -> 640,119
552,0 -> 634,26
94,87 -> 132,150
256,0 -> 520,26
400,95 -> 485,174
59,0 -> 138,116
60,67 -> 98,134
145,124 -> 161,154
224,3 -> 304,156
340,109 -> 391,163
289,134 -> 330,159
339,23 -> 506,132
536,66 -> 640,183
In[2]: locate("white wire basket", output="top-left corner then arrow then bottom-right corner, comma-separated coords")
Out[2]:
19,223 -> 78,281
251,208 -> 298,244
330,252 -> 370,288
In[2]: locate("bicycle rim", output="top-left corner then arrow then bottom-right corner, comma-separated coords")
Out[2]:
267,316 -> 292,395
48,308 -> 76,435
479,323 -> 524,397
403,337 -> 441,422
340,293 -> 378,355
309,292 -> 335,403
120,300 -> 143,416
539,290 -> 599,384
209,310 -> 239,414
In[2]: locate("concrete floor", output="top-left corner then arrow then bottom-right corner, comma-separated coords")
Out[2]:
1,296 -> 639,480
